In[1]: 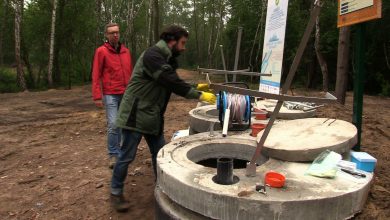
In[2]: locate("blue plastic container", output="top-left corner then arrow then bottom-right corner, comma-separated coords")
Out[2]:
350,151 -> 377,172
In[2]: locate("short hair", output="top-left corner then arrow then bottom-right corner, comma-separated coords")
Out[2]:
105,23 -> 119,33
160,25 -> 189,42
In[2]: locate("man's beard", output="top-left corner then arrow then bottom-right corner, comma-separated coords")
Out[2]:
172,45 -> 181,57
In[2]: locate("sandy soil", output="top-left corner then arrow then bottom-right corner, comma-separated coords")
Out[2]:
0,69 -> 389,219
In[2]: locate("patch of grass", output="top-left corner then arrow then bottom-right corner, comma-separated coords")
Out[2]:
0,67 -> 22,93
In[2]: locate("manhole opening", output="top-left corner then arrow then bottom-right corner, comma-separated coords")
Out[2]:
197,158 -> 248,169
205,109 -> 219,117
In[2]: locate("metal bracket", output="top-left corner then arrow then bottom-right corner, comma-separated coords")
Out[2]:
198,67 -> 272,77
210,84 -> 337,104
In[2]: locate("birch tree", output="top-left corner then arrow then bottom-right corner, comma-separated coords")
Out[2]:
47,0 -> 58,88
314,0 -> 329,92
147,0 -> 152,46
13,0 -> 27,91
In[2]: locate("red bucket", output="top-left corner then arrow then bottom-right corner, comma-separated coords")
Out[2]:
254,108 -> 267,120
251,123 -> 266,137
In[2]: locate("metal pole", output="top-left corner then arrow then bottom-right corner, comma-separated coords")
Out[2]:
246,3 -> 322,176
233,27 -> 243,82
352,23 -> 366,151
220,45 -> 228,82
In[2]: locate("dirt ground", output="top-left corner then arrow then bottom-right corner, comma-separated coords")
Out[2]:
0,69 -> 389,220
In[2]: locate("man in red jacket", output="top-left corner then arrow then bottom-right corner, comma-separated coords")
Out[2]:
92,23 -> 133,168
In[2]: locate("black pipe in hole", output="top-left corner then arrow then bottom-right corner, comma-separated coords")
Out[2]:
212,158 -> 239,185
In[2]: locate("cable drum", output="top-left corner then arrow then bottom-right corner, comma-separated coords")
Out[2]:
217,91 -> 251,130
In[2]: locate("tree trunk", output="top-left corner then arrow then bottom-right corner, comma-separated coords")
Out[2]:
255,0 -> 267,72
48,0 -> 58,88
13,0 -> 25,86
306,36 -> 316,88
249,0 -> 265,70
21,39 -> 35,87
211,0 -> 224,60
0,0 -> 8,65
53,0 -> 65,84
192,0 -> 200,63
127,0 -> 145,55
126,0 -> 134,52
314,5 -> 329,92
152,0 -> 159,44
95,0 -> 102,48
335,26 -> 351,104
383,42 -> 390,71
13,0 -> 27,91
207,4 -> 216,68
201,3 -> 206,66
147,0 -> 152,46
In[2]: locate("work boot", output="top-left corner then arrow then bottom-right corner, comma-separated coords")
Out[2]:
108,156 -> 117,169
110,194 -> 130,212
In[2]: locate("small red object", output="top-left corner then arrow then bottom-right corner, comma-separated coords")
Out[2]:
254,108 -> 267,120
251,123 -> 266,137
265,171 -> 285,188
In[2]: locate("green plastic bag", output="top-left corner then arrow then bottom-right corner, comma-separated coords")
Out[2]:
306,150 -> 342,178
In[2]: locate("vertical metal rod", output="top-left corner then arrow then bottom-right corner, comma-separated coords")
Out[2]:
220,45 -> 228,82
209,121 -> 215,137
352,24 -> 366,151
246,3 -> 322,176
233,27 -> 243,82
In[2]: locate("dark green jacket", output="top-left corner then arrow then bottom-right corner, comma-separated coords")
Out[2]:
116,40 -> 200,135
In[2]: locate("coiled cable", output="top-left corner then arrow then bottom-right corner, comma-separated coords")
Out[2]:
218,91 -> 250,125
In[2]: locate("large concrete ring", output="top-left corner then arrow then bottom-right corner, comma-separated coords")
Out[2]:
258,118 -> 357,162
256,99 -> 316,119
189,105 -> 221,135
156,133 -> 372,220
155,186 -> 209,220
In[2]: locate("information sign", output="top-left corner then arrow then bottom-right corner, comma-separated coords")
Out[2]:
338,0 -> 381,27
259,0 -> 289,94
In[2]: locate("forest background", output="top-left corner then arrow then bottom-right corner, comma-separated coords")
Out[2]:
0,0 -> 389,98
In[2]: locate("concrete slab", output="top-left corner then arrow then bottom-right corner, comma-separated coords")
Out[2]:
256,99 -> 316,119
258,118 -> 357,162
157,134 -> 372,220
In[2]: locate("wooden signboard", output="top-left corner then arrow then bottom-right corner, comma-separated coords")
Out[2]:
338,0 -> 382,27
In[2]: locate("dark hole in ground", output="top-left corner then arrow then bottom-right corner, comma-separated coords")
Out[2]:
197,158 -> 249,169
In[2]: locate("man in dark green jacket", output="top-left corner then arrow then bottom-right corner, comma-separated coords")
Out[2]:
110,25 -> 216,212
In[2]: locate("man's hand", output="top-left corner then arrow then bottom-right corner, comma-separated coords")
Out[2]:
199,92 -> 216,104
94,100 -> 104,108
196,83 -> 210,92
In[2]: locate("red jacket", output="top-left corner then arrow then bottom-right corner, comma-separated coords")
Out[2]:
92,42 -> 133,100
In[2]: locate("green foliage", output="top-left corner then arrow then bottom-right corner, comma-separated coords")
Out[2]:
0,68 -> 21,93
0,0 -> 389,96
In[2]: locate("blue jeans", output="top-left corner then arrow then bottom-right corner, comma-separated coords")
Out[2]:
111,129 -> 165,195
103,94 -> 123,157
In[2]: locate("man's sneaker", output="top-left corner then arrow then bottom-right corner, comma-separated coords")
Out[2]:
109,156 -> 117,169
110,194 -> 130,212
